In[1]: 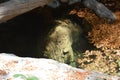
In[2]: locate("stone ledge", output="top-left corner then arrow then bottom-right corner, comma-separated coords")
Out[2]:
0,53 -> 119,80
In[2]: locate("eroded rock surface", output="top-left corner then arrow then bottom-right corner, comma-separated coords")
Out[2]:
0,53 -> 120,80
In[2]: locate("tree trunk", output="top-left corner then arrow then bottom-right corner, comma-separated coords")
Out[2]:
0,0 -> 52,23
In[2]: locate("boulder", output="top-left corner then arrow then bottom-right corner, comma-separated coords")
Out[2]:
0,53 -> 119,80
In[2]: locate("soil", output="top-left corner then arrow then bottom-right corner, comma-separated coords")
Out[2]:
69,2 -> 120,76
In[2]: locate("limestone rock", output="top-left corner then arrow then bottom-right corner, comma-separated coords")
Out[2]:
0,53 -> 119,80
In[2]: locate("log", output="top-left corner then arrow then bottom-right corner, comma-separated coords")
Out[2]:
0,0 -> 116,23
0,0 -> 53,23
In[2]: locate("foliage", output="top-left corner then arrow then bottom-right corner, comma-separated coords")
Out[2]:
13,74 -> 39,80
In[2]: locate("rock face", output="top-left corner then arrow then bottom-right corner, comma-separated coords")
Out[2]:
41,18 -> 82,67
48,0 -> 116,22
0,53 -> 119,80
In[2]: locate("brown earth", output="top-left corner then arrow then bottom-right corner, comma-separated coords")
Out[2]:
68,0 -> 120,76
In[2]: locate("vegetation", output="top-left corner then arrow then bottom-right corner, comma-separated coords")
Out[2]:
69,0 -> 120,76
13,74 -> 39,80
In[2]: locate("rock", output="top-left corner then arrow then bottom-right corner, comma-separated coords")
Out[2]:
47,0 -> 116,22
0,53 -> 119,80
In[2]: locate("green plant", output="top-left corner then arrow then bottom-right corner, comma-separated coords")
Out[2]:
116,60 -> 120,77
13,74 -> 39,80
117,61 -> 120,69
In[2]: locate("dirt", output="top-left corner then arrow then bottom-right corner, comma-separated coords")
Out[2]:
69,3 -> 120,76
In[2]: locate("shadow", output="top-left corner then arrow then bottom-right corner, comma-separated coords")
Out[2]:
0,0 -> 9,3
69,15 -> 96,53
0,8 -> 51,57
0,5 -> 96,58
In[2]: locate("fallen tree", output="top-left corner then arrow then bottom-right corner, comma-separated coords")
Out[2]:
0,0 -> 52,23
0,0 -> 116,23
